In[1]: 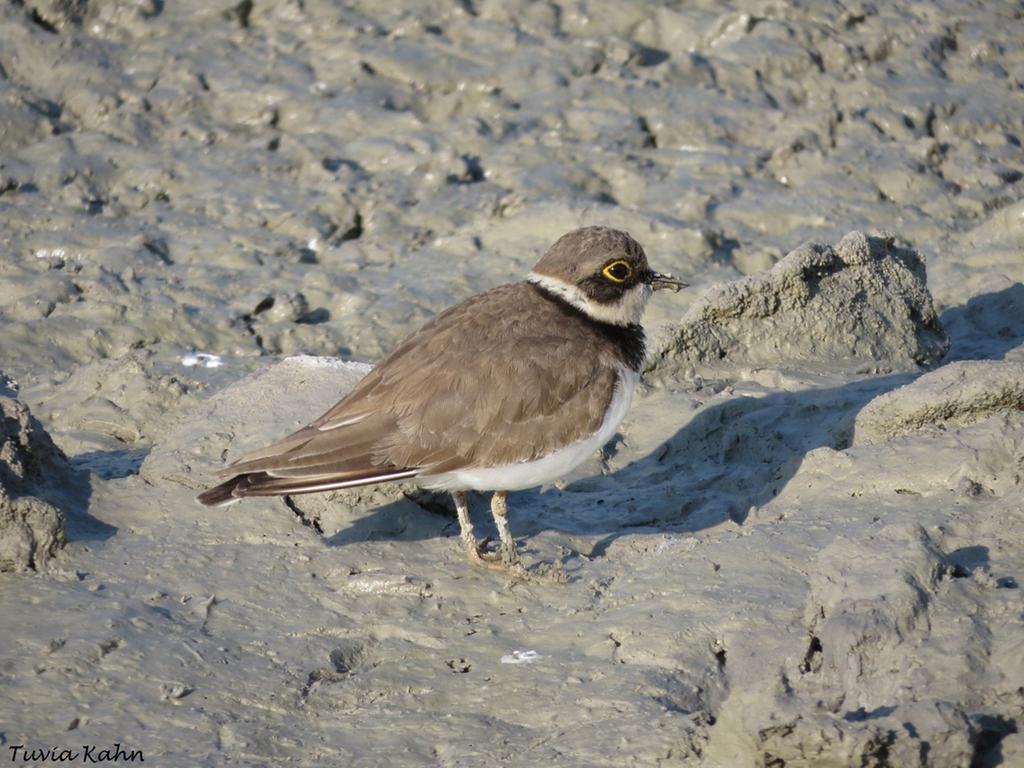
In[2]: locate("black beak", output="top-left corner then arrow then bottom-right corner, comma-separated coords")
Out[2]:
647,270 -> 688,292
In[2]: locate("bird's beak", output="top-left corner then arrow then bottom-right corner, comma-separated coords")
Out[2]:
647,270 -> 688,292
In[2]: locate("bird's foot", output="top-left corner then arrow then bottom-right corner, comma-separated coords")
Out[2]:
473,536 -> 499,560
465,537 -> 527,574
463,539 -> 567,583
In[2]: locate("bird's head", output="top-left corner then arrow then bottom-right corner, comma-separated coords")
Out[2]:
528,226 -> 687,326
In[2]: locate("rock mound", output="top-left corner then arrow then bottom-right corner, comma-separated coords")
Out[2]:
1,374 -> 68,572
650,231 -> 949,378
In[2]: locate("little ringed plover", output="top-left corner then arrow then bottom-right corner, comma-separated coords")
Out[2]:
198,226 -> 686,573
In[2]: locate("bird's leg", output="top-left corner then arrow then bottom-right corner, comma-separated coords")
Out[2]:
490,491 -> 568,583
490,491 -> 520,566
453,491 -> 500,568
446,491 -> 565,582
453,491 -> 481,562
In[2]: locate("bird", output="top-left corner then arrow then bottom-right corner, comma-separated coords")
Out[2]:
197,227 -> 686,573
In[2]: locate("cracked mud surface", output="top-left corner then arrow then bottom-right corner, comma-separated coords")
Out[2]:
2,1 -> 1023,766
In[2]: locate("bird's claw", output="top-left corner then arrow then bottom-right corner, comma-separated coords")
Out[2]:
463,539 -> 568,583
465,537 -> 525,572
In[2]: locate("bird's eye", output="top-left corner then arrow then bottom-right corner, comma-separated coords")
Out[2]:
602,260 -> 632,283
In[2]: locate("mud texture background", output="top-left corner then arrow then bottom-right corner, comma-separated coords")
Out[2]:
1,1 -> 1023,766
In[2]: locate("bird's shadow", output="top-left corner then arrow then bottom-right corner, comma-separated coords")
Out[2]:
517,372 -> 916,560
320,490 -> 454,548
316,281 -> 1024,562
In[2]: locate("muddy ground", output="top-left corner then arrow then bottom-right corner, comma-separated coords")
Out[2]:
1,1 -> 1023,765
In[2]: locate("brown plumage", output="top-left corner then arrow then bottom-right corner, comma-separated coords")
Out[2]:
197,227 -> 686,572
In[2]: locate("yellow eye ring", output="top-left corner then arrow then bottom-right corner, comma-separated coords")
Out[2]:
602,259 -> 633,283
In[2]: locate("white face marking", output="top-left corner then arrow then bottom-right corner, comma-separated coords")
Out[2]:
419,368 -> 638,492
527,271 -> 652,326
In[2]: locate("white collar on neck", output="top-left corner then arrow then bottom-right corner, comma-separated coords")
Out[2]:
528,271 -> 650,326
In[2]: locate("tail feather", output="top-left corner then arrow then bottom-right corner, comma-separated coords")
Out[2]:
196,468 -> 418,507
196,477 -> 247,507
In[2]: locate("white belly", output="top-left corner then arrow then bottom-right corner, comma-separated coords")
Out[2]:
419,368 -> 638,492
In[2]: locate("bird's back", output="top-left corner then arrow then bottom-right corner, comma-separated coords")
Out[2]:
219,281 -> 644,483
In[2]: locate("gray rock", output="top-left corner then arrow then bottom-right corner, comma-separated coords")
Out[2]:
853,360 -> 1024,445
650,231 -> 949,378
0,491 -> 65,573
0,378 -> 67,572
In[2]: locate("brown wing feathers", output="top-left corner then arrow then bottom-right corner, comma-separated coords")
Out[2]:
196,413 -> 417,506
197,282 -> 622,507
